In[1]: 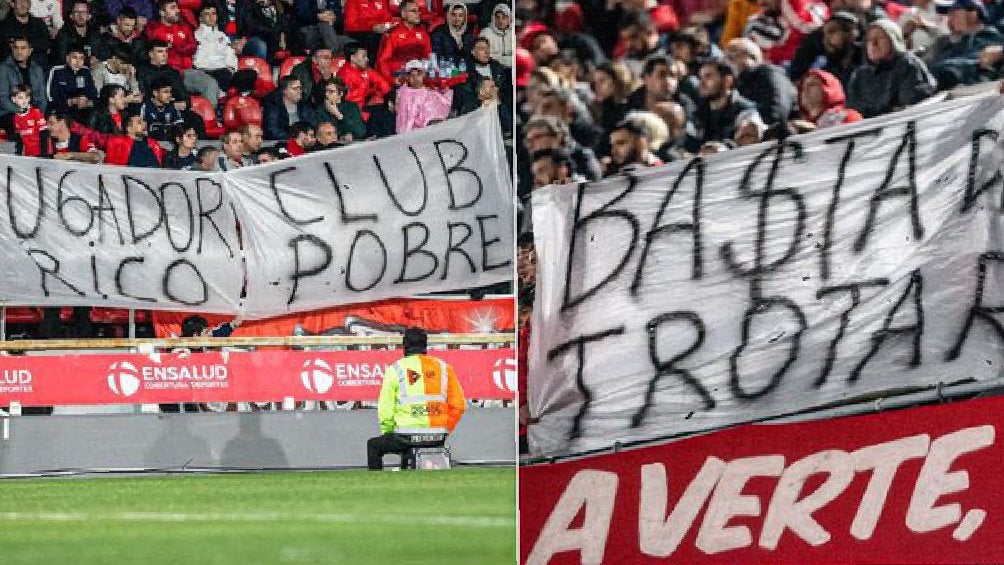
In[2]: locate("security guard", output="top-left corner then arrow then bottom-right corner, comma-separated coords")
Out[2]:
367,327 -> 466,470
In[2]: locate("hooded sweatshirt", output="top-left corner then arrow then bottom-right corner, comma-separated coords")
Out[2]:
798,69 -> 862,127
431,2 -> 475,61
480,3 -> 513,65
846,19 -> 936,118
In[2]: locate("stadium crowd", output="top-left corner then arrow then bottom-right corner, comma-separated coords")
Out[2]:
514,0 -> 1004,201
0,0 -> 513,166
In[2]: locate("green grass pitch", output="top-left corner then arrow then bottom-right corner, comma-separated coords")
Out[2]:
0,468 -> 516,564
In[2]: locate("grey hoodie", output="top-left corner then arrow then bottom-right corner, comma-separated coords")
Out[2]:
479,3 -> 513,65
846,19 -> 936,118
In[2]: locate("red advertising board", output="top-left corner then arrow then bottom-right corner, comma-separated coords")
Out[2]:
0,349 -> 515,405
520,396 -> 1004,564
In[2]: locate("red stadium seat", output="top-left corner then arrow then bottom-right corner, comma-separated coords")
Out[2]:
239,56 -> 276,98
223,94 -> 263,131
190,95 -> 224,138
279,56 -> 305,79
4,307 -> 41,324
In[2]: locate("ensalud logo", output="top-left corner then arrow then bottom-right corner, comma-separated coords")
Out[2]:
107,361 -> 141,396
492,357 -> 517,393
301,358 -> 334,394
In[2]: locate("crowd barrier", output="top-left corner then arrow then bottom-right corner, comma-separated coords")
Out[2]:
0,333 -> 516,412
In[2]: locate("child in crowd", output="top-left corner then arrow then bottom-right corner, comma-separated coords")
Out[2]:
11,85 -> 46,157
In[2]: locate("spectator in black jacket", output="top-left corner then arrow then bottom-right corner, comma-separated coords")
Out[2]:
0,0 -> 51,64
789,11 -> 863,87
137,39 -> 190,110
163,122 -> 199,169
692,58 -> 757,150
89,84 -> 129,134
0,36 -> 47,135
140,75 -> 183,141
431,2 -> 476,63
726,38 -> 797,126
102,7 -> 147,65
626,54 -> 697,121
293,0 -> 352,53
846,19 -> 936,118
238,0 -> 289,63
263,75 -> 317,140
523,115 -> 602,182
455,37 -> 512,114
47,45 -> 99,123
54,0 -> 109,64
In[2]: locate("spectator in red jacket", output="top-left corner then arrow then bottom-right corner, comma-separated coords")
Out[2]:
104,109 -> 166,166
388,0 -> 443,29
798,68 -> 863,128
376,0 -> 432,81
337,43 -> 394,136
146,0 -> 220,106
11,84 -> 45,156
343,0 -> 395,58
145,0 -> 196,70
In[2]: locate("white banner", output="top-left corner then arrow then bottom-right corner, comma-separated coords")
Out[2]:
230,107 -> 513,318
0,159 -> 240,312
0,108 -> 512,316
530,94 -> 1004,456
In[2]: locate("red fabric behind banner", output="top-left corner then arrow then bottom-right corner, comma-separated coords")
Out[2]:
0,349 -> 515,405
151,298 -> 515,338
520,396 -> 1004,564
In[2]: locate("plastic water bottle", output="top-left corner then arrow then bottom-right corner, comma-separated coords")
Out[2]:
458,59 -> 467,76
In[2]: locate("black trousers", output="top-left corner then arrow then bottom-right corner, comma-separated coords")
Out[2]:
367,433 -> 409,470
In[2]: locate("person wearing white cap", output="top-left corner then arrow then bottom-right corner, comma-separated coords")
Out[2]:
395,58 -> 452,133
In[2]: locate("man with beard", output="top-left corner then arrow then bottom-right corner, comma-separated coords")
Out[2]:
692,58 -> 756,150
431,2 -> 475,61
626,54 -> 697,120
604,119 -> 661,177
726,38 -> 796,126
789,11 -> 863,86
375,0 -> 431,81
104,110 -> 166,166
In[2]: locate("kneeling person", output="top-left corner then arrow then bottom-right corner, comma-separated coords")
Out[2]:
367,327 -> 466,470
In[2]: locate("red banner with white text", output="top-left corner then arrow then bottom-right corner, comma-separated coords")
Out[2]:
0,349 -> 515,405
520,396 -> 1004,564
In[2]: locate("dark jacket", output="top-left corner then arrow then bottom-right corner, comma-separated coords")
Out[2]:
693,90 -> 757,148
0,56 -> 47,115
291,59 -> 324,102
735,63 -> 797,126
140,100 -> 183,141
0,13 -> 51,63
136,62 -> 190,102
88,110 -> 124,135
239,0 -> 289,56
54,23 -> 109,63
788,28 -> 864,87
47,65 -> 99,112
924,27 -> 1004,88
846,52 -> 936,118
315,99 -> 366,140
263,91 -> 317,139
293,0 -> 341,28
430,22 -> 476,62
454,57 -> 512,114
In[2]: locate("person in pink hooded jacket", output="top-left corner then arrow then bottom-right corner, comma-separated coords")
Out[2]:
395,59 -> 452,133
